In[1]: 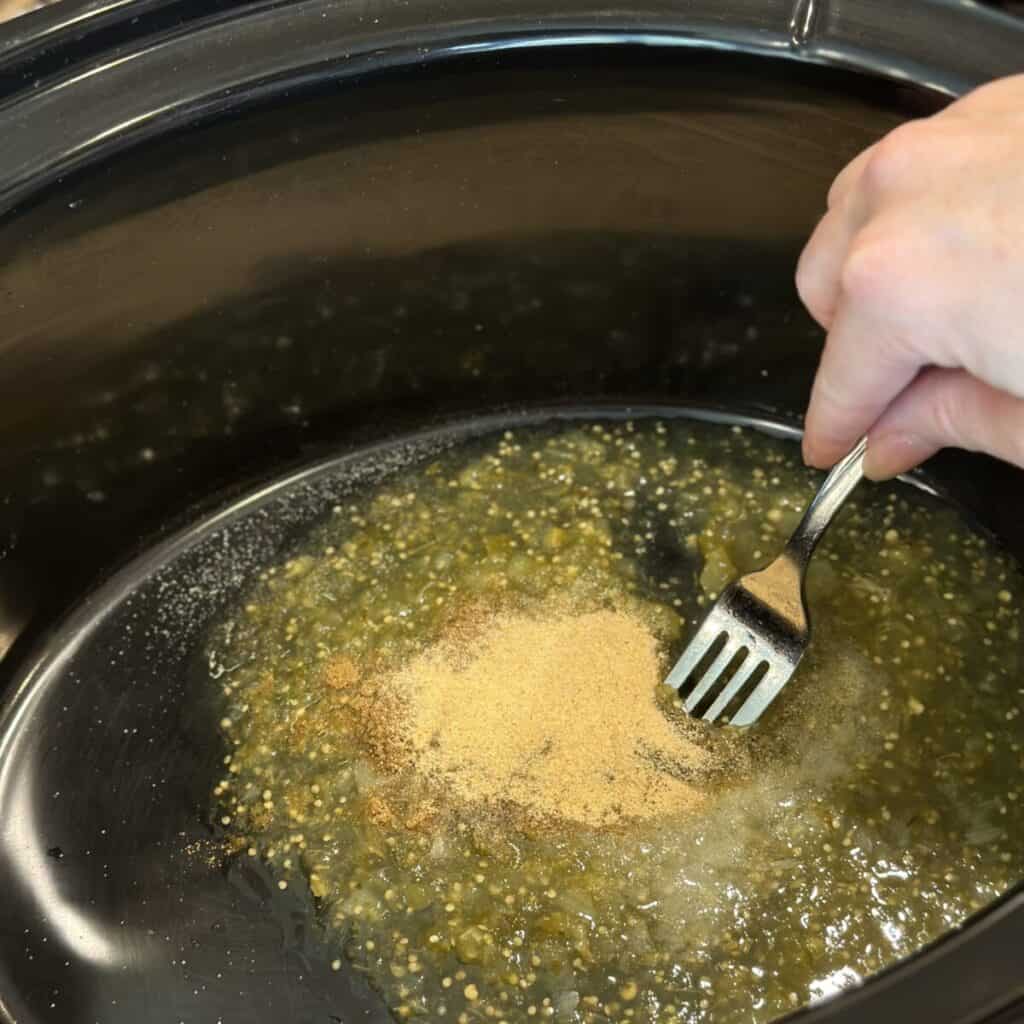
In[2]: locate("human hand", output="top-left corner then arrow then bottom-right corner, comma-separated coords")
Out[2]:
795,73 -> 1024,479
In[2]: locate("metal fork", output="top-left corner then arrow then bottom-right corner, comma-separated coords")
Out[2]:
663,436 -> 868,727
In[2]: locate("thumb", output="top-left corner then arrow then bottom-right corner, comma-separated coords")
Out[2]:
864,368 -> 1024,479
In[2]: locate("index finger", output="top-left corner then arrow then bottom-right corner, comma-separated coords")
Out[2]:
802,297 -> 925,468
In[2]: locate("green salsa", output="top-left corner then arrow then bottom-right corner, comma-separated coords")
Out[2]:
209,418 -> 1023,1023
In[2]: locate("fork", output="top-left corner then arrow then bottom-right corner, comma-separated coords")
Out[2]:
663,436 -> 868,727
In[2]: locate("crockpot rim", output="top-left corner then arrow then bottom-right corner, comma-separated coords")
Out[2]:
1,0 -> 1023,83
1,0 -> 1024,218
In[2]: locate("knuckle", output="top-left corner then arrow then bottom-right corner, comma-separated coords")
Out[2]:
795,232 -> 839,327
826,174 -> 849,210
839,234 -> 896,304
861,122 -> 925,194
794,253 -> 823,317
826,150 -> 869,209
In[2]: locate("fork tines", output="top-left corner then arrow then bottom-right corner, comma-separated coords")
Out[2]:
664,595 -> 793,727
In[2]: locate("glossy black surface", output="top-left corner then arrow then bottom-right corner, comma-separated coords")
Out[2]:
1,0 -> 1024,214
1,3 -> 1024,1023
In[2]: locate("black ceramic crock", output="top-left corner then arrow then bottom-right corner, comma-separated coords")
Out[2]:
0,1 -> 1023,1022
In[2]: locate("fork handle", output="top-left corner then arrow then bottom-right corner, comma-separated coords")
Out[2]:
784,436 -> 868,568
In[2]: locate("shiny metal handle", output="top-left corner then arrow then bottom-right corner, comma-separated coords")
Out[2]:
784,436 -> 868,568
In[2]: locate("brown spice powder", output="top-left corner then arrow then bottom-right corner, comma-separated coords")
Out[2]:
375,609 -> 711,829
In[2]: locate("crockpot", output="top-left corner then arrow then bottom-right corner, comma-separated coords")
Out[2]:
1,1 -> 1023,1022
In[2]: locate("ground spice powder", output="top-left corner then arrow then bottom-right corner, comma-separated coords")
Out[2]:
375,609 -> 710,829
